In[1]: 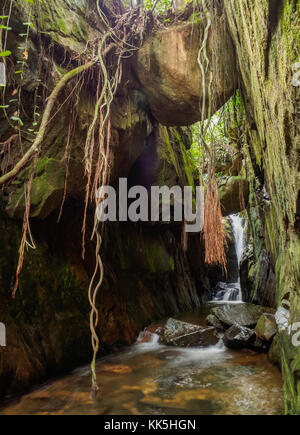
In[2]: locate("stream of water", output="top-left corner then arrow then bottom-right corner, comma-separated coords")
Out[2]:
0,307 -> 283,415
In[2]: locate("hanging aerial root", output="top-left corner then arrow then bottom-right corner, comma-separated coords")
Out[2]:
12,156 -> 37,298
204,175 -> 227,275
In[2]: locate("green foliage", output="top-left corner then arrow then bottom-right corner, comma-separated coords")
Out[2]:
144,0 -> 173,14
0,1 -> 39,132
189,91 -> 246,168
0,50 -> 11,56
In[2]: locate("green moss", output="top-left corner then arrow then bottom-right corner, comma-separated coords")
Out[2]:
57,18 -> 68,34
144,239 -> 174,274
163,127 -> 182,179
6,158 -> 65,219
280,0 -> 300,62
188,11 -> 203,24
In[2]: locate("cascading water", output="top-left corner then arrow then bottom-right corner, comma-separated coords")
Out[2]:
213,213 -> 245,302
230,214 -> 246,271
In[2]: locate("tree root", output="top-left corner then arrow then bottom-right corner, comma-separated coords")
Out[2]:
0,61 -> 96,185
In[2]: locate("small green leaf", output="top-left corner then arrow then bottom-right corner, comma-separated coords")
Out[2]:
15,70 -> 23,74
0,16 -> 9,19
23,22 -> 34,29
11,116 -> 24,126
0,50 -> 11,57
0,105 -> 9,109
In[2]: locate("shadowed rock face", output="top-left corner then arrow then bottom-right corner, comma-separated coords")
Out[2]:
133,21 -> 238,126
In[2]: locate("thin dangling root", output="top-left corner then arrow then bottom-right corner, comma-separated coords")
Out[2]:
12,156 -> 37,298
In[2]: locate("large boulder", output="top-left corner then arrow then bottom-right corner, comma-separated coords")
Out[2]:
219,176 -> 249,216
159,318 -> 218,347
255,313 -> 277,342
212,303 -> 275,329
134,17 -> 237,126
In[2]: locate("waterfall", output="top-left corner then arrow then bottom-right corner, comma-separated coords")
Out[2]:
212,213 -> 245,302
229,213 -> 246,272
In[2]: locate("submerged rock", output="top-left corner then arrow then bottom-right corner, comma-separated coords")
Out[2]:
223,325 -> 256,349
159,318 -> 218,347
212,303 -> 275,329
255,313 -> 277,342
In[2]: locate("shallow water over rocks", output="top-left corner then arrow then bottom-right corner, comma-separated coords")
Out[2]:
0,307 -> 283,415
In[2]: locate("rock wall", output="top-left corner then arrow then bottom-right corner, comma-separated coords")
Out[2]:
224,0 -> 300,414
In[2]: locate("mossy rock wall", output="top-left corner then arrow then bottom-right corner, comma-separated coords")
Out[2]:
224,0 -> 300,414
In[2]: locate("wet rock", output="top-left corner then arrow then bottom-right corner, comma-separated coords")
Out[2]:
160,318 -> 201,339
145,325 -> 163,336
255,313 -> 277,342
137,331 -> 155,343
212,283 -> 240,302
212,303 -> 275,329
206,314 -> 224,331
159,318 -> 218,347
211,282 -> 227,300
223,325 -> 256,349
